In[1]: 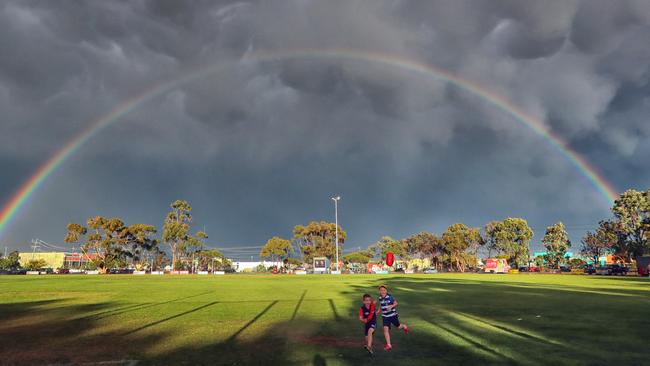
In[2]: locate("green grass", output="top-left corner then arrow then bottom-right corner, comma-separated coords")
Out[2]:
1,274 -> 649,365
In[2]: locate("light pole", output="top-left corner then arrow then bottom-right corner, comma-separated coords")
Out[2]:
332,196 -> 341,274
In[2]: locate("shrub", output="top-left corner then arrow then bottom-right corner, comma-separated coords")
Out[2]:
24,259 -> 48,270
255,264 -> 267,273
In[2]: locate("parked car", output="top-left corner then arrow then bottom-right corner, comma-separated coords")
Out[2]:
596,266 -> 610,275
559,266 -> 571,273
394,268 -> 405,273
0,269 -> 26,275
57,268 -> 70,274
596,264 -> 629,276
109,268 -> 134,274
422,268 -> 438,274
583,264 -> 597,275
518,266 -> 540,272
608,264 -> 628,276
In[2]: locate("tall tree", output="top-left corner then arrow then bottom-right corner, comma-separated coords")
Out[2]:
580,221 -> 616,265
484,221 -> 501,257
162,200 -> 207,270
122,224 -> 159,270
441,224 -> 482,272
292,221 -> 346,262
65,216 -> 131,273
542,222 -> 571,269
486,218 -> 534,267
184,230 -> 209,271
259,236 -> 292,266
196,249 -> 227,271
401,231 -> 439,260
611,189 -> 650,261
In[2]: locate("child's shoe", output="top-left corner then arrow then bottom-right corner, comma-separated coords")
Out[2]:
364,345 -> 374,356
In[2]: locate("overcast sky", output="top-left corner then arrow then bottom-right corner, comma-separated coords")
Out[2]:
1,0 -> 649,259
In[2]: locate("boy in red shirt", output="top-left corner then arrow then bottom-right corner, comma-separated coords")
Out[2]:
359,293 -> 377,355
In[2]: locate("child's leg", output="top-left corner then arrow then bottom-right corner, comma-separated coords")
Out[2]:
383,326 -> 391,346
367,328 -> 374,348
397,320 -> 409,334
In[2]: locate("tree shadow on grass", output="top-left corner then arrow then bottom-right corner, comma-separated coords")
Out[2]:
0,295 -> 499,366
2,277 -> 649,366
85,291 -> 215,321
343,275 -> 650,365
0,299 -> 168,366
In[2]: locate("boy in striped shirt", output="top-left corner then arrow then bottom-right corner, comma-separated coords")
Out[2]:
377,285 -> 409,351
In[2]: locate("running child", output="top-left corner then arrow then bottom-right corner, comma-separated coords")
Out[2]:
359,293 -> 377,355
377,285 -> 409,351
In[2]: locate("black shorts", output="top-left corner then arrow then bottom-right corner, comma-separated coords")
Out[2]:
382,315 -> 400,328
364,321 -> 376,336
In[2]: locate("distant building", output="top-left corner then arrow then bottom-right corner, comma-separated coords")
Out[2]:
533,251 -> 574,259
19,252 -> 96,269
233,260 -> 275,272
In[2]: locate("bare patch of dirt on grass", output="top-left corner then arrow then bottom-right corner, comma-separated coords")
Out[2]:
293,335 -> 361,348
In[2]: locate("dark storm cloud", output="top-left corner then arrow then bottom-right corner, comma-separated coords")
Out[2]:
1,0 -> 649,257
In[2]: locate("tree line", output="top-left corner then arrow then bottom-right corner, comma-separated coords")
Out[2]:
61,200 -> 227,273
580,189 -> 650,265
1,188 -> 647,273
257,188 -> 650,272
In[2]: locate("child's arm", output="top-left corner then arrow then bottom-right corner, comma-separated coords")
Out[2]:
366,303 -> 376,322
359,308 -> 367,323
389,299 -> 398,310
373,300 -> 381,315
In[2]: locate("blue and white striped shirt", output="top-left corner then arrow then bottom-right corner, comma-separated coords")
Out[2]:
379,294 -> 397,318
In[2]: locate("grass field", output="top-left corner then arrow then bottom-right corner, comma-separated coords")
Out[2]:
1,274 -> 649,366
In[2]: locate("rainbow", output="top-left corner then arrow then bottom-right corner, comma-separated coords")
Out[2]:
0,49 -> 619,240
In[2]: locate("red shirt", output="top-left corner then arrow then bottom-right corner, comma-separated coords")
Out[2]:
359,303 -> 376,323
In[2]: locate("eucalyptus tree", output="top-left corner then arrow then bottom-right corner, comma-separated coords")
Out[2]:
260,236 -> 292,266
65,216 -> 139,273
542,222 -> 571,269
485,218 -> 534,267
292,221 -> 346,262
581,221 -> 616,265
611,189 -> 650,261
441,223 -> 482,272
162,200 -> 208,270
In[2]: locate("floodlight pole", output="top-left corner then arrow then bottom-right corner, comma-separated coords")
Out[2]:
332,196 -> 341,274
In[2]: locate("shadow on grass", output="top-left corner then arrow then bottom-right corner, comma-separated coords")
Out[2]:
0,299 -> 167,366
343,275 -> 650,365
1,276 -> 649,365
79,291 -> 215,321
124,301 -> 221,336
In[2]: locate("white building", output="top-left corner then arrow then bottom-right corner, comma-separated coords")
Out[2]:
233,260 -> 276,272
